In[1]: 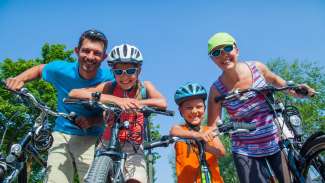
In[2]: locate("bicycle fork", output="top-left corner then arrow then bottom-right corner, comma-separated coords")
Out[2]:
200,165 -> 212,183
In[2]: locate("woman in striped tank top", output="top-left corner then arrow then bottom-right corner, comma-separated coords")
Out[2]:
206,32 -> 315,183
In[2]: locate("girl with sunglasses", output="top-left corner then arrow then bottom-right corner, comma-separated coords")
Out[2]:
207,32 -> 316,183
69,44 -> 167,183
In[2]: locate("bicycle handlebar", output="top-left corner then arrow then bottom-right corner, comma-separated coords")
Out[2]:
215,83 -> 313,103
1,80 -> 75,121
63,98 -> 175,117
144,122 -> 256,150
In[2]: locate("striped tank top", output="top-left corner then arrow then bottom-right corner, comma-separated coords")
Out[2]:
213,62 -> 280,157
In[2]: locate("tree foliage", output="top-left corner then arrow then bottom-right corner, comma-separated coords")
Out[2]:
267,58 -> 325,133
0,43 -> 74,182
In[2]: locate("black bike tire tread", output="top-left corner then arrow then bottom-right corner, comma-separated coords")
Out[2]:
300,132 -> 325,155
85,155 -> 113,183
300,135 -> 325,181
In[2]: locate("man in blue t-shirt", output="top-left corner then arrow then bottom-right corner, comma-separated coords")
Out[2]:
5,29 -> 114,183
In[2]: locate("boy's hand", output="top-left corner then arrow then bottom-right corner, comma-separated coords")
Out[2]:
194,131 -> 217,143
115,98 -> 141,111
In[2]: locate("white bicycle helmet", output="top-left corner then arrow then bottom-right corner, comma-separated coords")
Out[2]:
107,44 -> 143,66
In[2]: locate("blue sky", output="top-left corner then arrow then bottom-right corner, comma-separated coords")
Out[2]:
1,0 -> 324,182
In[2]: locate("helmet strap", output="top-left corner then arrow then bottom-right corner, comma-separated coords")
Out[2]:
185,121 -> 200,132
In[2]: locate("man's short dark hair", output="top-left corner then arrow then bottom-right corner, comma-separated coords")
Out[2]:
78,29 -> 108,52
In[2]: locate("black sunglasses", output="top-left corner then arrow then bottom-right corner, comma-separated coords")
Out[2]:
83,29 -> 107,40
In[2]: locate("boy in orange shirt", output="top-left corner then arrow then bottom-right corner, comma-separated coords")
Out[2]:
170,82 -> 225,183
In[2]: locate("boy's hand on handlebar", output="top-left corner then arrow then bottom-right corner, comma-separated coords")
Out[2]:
5,77 -> 25,91
194,130 -> 217,143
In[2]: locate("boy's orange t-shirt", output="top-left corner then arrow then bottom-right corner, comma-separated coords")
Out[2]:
175,125 -> 224,183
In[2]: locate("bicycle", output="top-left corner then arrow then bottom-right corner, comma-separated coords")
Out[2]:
144,121 -> 256,183
214,81 -> 325,183
0,85 -> 75,183
63,93 -> 174,183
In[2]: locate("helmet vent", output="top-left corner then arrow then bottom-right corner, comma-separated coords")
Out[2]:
123,44 -> 128,57
195,85 -> 201,92
116,48 -> 120,57
181,88 -> 188,94
188,84 -> 193,92
131,48 -> 134,57
110,51 -> 115,59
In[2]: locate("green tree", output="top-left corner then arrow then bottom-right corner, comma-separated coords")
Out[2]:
267,58 -> 325,133
0,43 -> 74,182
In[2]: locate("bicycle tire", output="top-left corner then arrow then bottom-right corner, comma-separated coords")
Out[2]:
300,135 -> 325,182
17,163 -> 28,183
300,131 -> 325,156
84,155 -> 114,183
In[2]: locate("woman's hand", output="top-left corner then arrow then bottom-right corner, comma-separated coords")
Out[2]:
289,83 -> 317,98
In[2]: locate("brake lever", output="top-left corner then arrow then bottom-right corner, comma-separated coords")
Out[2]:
229,129 -> 251,135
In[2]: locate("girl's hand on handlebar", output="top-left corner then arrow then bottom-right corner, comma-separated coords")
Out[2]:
114,98 -> 141,111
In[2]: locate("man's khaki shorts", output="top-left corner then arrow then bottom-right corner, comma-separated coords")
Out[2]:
122,143 -> 148,183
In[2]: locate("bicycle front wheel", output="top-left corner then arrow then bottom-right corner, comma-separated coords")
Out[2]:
84,155 -> 114,183
300,135 -> 325,183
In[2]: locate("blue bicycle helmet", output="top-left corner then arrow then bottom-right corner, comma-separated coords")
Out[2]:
174,82 -> 207,105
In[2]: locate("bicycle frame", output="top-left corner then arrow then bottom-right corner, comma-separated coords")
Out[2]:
196,140 -> 212,183
64,95 -> 174,183
96,110 -> 128,183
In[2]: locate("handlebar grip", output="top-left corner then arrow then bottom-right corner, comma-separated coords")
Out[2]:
63,98 -> 82,103
141,107 -> 175,116
0,79 -> 6,86
233,122 -> 256,131
215,95 -> 226,103
218,123 -> 233,133
294,87 -> 309,96
144,135 -> 175,150
162,110 -> 174,116
143,141 -> 169,150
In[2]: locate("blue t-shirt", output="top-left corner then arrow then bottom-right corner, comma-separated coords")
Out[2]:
42,60 -> 114,136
